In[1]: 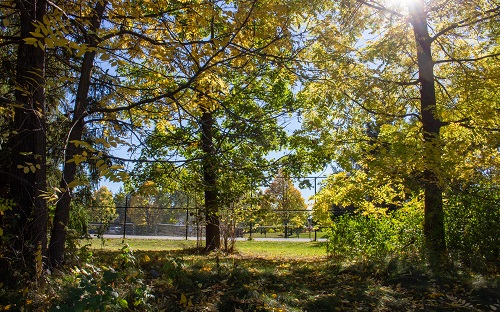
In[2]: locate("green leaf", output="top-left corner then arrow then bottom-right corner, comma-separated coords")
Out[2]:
118,299 -> 128,308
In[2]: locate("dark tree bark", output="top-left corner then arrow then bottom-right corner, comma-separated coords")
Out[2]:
8,0 -> 48,269
201,109 -> 220,251
408,0 -> 447,270
48,1 -> 107,268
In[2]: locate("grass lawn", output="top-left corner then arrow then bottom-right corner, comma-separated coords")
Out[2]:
85,237 -> 328,258
242,231 -> 329,240
85,237 -> 199,251
78,238 -> 500,312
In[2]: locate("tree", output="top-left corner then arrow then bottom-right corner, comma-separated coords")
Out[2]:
48,0 -> 109,268
2,0 -> 49,274
123,0 -> 313,251
407,0 -> 446,271
261,172 -> 308,237
294,0 -> 500,270
89,186 -> 117,234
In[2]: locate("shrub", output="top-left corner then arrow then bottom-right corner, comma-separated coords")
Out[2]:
325,204 -> 424,262
445,186 -> 499,271
49,244 -> 153,311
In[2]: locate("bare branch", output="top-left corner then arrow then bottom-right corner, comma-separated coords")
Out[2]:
344,92 -> 420,120
375,77 -> 420,86
0,96 -> 22,105
104,153 -> 192,164
434,52 -> 500,64
100,29 -> 212,45
431,6 -> 500,41
0,170 -> 31,186
447,120 -> 500,132
357,0 -> 405,18
89,78 -> 193,114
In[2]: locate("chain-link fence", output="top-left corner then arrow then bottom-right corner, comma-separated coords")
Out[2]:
87,205 -> 324,241
87,175 -> 328,241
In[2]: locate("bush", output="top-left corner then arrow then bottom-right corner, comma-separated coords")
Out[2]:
325,204 -> 424,262
48,244 -> 153,311
445,186 -> 499,271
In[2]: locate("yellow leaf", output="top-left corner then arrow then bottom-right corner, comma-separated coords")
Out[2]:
179,293 -> 187,305
40,24 -> 50,36
76,49 -> 86,58
29,31 -> 44,38
100,169 -> 109,176
23,38 -> 38,45
100,53 -> 110,61
67,180 -> 84,189
23,167 -> 29,174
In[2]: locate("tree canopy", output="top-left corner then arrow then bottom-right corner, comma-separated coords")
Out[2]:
0,0 -> 498,281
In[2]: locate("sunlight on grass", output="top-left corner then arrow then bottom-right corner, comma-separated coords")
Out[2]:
235,240 -> 327,259
83,238 -> 198,251
83,238 -> 327,259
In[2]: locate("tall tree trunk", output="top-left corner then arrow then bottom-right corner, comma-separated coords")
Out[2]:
408,0 -> 447,270
8,0 -> 48,270
201,109 -> 220,251
49,1 -> 107,268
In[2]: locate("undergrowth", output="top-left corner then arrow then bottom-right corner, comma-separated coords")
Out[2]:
0,240 -> 498,311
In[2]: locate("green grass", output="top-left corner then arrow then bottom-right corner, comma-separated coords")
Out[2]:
243,231 -> 328,240
84,237 -> 198,251
236,240 -> 326,258
84,238 -> 327,259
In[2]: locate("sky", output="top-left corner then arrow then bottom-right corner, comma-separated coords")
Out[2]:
98,114 -> 333,206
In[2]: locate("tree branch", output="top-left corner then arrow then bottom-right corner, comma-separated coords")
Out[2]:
103,154 -> 192,164
0,169 -> 32,186
434,52 -> 500,64
357,0 -> 405,18
344,92 -> 420,120
375,77 -> 420,86
431,6 -> 500,42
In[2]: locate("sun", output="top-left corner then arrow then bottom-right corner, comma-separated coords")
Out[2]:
385,0 -> 417,4
381,0 -> 418,13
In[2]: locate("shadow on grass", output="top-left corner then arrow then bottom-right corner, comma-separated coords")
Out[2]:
90,247 -> 499,312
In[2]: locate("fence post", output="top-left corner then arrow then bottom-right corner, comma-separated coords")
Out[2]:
313,177 -> 317,242
123,193 -> 131,243
185,208 -> 189,240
